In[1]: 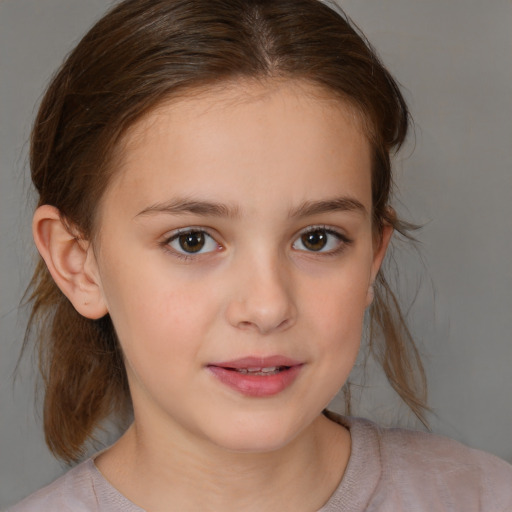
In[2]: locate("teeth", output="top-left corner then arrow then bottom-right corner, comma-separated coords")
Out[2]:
236,366 -> 280,375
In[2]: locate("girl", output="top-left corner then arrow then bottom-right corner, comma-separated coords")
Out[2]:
9,0 -> 512,510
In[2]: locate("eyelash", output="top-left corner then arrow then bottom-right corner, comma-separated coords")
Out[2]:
162,227 -> 221,261
292,226 -> 352,256
161,225 -> 352,261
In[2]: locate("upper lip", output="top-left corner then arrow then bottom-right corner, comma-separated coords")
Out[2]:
208,356 -> 303,369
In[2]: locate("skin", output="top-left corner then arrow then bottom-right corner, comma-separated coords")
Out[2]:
33,80 -> 392,511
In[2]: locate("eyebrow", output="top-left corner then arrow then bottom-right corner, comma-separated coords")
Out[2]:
135,196 -> 367,219
135,198 -> 240,218
288,197 -> 367,219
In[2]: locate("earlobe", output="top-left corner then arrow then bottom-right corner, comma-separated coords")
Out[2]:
32,205 -> 108,319
366,282 -> 375,306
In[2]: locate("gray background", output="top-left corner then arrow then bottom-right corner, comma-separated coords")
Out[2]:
1,0 -> 511,507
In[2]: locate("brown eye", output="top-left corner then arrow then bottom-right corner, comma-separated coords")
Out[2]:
292,227 -> 348,254
301,230 -> 327,251
167,229 -> 219,256
178,231 -> 205,253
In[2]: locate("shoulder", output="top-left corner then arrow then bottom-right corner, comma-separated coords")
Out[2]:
341,415 -> 512,511
7,460 -> 99,512
380,421 -> 512,505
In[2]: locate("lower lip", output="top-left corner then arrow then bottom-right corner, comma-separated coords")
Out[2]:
207,365 -> 302,397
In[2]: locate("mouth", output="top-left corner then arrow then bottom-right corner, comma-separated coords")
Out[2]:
226,366 -> 289,376
207,356 -> 303,397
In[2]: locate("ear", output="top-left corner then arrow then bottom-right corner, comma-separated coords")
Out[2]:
366,221 -> 394,306
32,205 -> 108,319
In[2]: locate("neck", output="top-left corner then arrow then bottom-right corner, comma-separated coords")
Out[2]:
96,414 -> 350,512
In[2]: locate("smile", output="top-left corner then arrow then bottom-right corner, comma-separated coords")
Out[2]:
207,356 -> 303,397
233,366 -> 284,375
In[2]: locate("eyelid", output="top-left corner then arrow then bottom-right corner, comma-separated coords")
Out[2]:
292,225 -> 353,254
159,224 -> 352,260
298,225 -> 351,241
162,226 -> 222,259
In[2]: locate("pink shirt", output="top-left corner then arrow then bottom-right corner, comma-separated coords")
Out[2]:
8,415 -> 512,511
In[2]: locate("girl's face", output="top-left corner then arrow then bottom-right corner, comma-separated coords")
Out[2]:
92,81 -> 390,453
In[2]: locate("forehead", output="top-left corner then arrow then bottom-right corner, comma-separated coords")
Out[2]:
102,80 -> 372,217
116,79 -> 367,162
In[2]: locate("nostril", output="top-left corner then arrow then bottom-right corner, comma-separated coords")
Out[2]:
225,283 -> 297,334
275,318 -> 291,331
235,317 -> 293,335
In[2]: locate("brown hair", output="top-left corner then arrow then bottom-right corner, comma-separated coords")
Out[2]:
26,0 -> 427,463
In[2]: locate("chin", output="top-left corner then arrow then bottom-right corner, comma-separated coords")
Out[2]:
202,411 -> 313,454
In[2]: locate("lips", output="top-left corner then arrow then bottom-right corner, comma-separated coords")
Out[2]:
207,356 -> 303,397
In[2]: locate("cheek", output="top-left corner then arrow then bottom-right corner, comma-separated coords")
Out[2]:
305,259 -> 370,329
302,259 -> 370,365
105,279 -> 218,405
295,277 -> 367,413
100,257 -> 217,366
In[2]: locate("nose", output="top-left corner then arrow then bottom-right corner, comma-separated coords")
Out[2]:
225,252 -> 297,335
